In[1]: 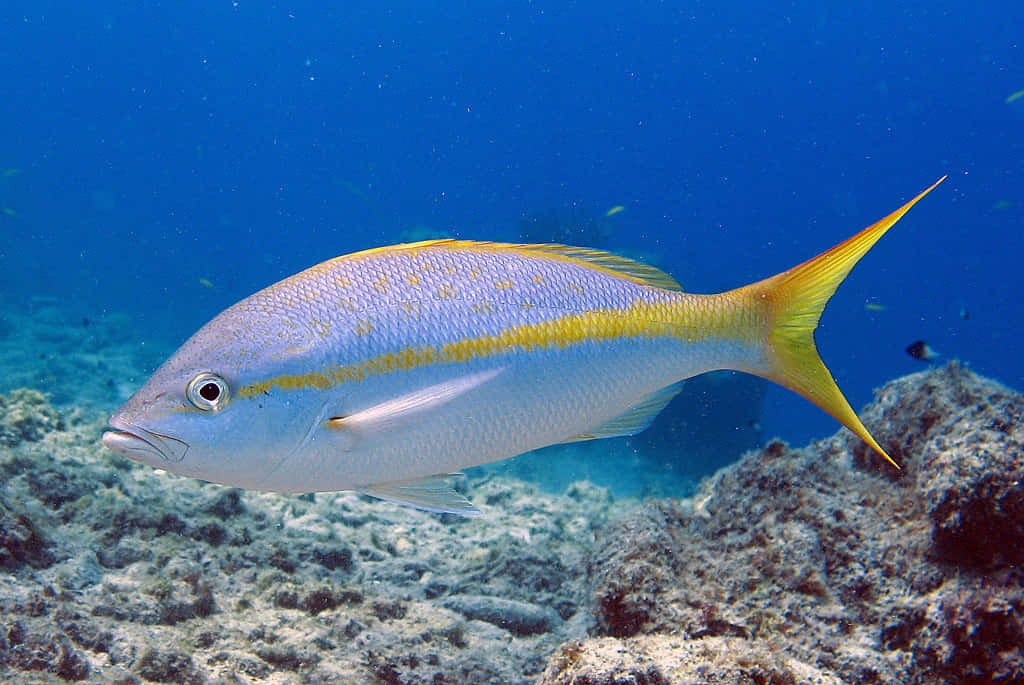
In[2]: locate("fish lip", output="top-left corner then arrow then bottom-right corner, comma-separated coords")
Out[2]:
102,417 -> 189,463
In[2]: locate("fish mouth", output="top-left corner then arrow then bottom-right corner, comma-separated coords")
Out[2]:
102,417 -> 189,463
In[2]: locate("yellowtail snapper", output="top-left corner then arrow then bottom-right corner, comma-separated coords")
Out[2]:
104,178 -> 945,514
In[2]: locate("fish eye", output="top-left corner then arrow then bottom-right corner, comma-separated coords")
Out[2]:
186,372 -> 230,411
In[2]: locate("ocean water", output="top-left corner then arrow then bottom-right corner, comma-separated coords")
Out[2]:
1,1 -> 1022,490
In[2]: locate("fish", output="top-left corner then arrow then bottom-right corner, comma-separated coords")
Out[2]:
906,340 -> 939,362
103,178 -> 945,514
1007,89 -> 1024,105
605,205 -> 626,217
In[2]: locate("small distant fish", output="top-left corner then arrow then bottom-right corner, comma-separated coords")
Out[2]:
864,302 -> 888,312
103,178 -> 945,514
199,278 -> 215,289
992,200 -> 1012,211
906,340 -> 939,362
2,208 -> 17,217
2,168 -> 20,177
605,205 -> 625,217
1007,89 -> 1024,104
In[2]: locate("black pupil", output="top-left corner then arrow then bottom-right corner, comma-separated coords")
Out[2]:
199,382 -> 220,402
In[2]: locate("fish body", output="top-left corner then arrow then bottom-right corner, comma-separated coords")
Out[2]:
104,179 -> 944,513
906,340 -> 939,362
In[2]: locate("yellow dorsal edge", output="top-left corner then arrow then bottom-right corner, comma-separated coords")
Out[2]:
353,239 -> 684,291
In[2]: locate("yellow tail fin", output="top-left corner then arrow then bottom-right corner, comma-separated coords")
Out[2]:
740,177 -> 946,468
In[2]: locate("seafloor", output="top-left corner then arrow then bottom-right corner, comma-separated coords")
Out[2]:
1,302 -> 1022,683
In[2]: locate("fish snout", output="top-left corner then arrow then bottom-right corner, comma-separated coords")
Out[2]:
102,416 -> 189,463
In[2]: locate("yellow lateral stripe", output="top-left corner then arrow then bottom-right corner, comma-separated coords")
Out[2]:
237,296 -> 744,399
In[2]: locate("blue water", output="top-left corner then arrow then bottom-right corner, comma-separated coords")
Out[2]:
1,2 -> 1021,474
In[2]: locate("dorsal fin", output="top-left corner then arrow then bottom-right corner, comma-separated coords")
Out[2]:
396,240 -> 683,291
519,244 -> 683,291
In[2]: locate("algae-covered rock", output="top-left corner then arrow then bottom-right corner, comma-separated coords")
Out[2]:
0,397 -> 610,683
538,635 -> 840,685
0,388 -> 63,446
588,505 -> 682,638
0,497 -> 54,569
567,363 -> 1024,684
0,621 -> 91,681
2,363 -> 1023,683
135,647 -> 201,684
845,362 -> 1024,568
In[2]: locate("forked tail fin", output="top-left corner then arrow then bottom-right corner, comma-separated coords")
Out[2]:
736,177 -> 946,468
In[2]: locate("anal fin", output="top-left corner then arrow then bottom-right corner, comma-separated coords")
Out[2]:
563,381 -> 683,442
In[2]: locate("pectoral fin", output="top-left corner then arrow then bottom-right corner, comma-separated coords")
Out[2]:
328,367 -> 503,436
359,473 -> 481,516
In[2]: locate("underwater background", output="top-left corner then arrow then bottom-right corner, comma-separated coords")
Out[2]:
1,0 -> 1022,490
4,3 -> 1024,684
